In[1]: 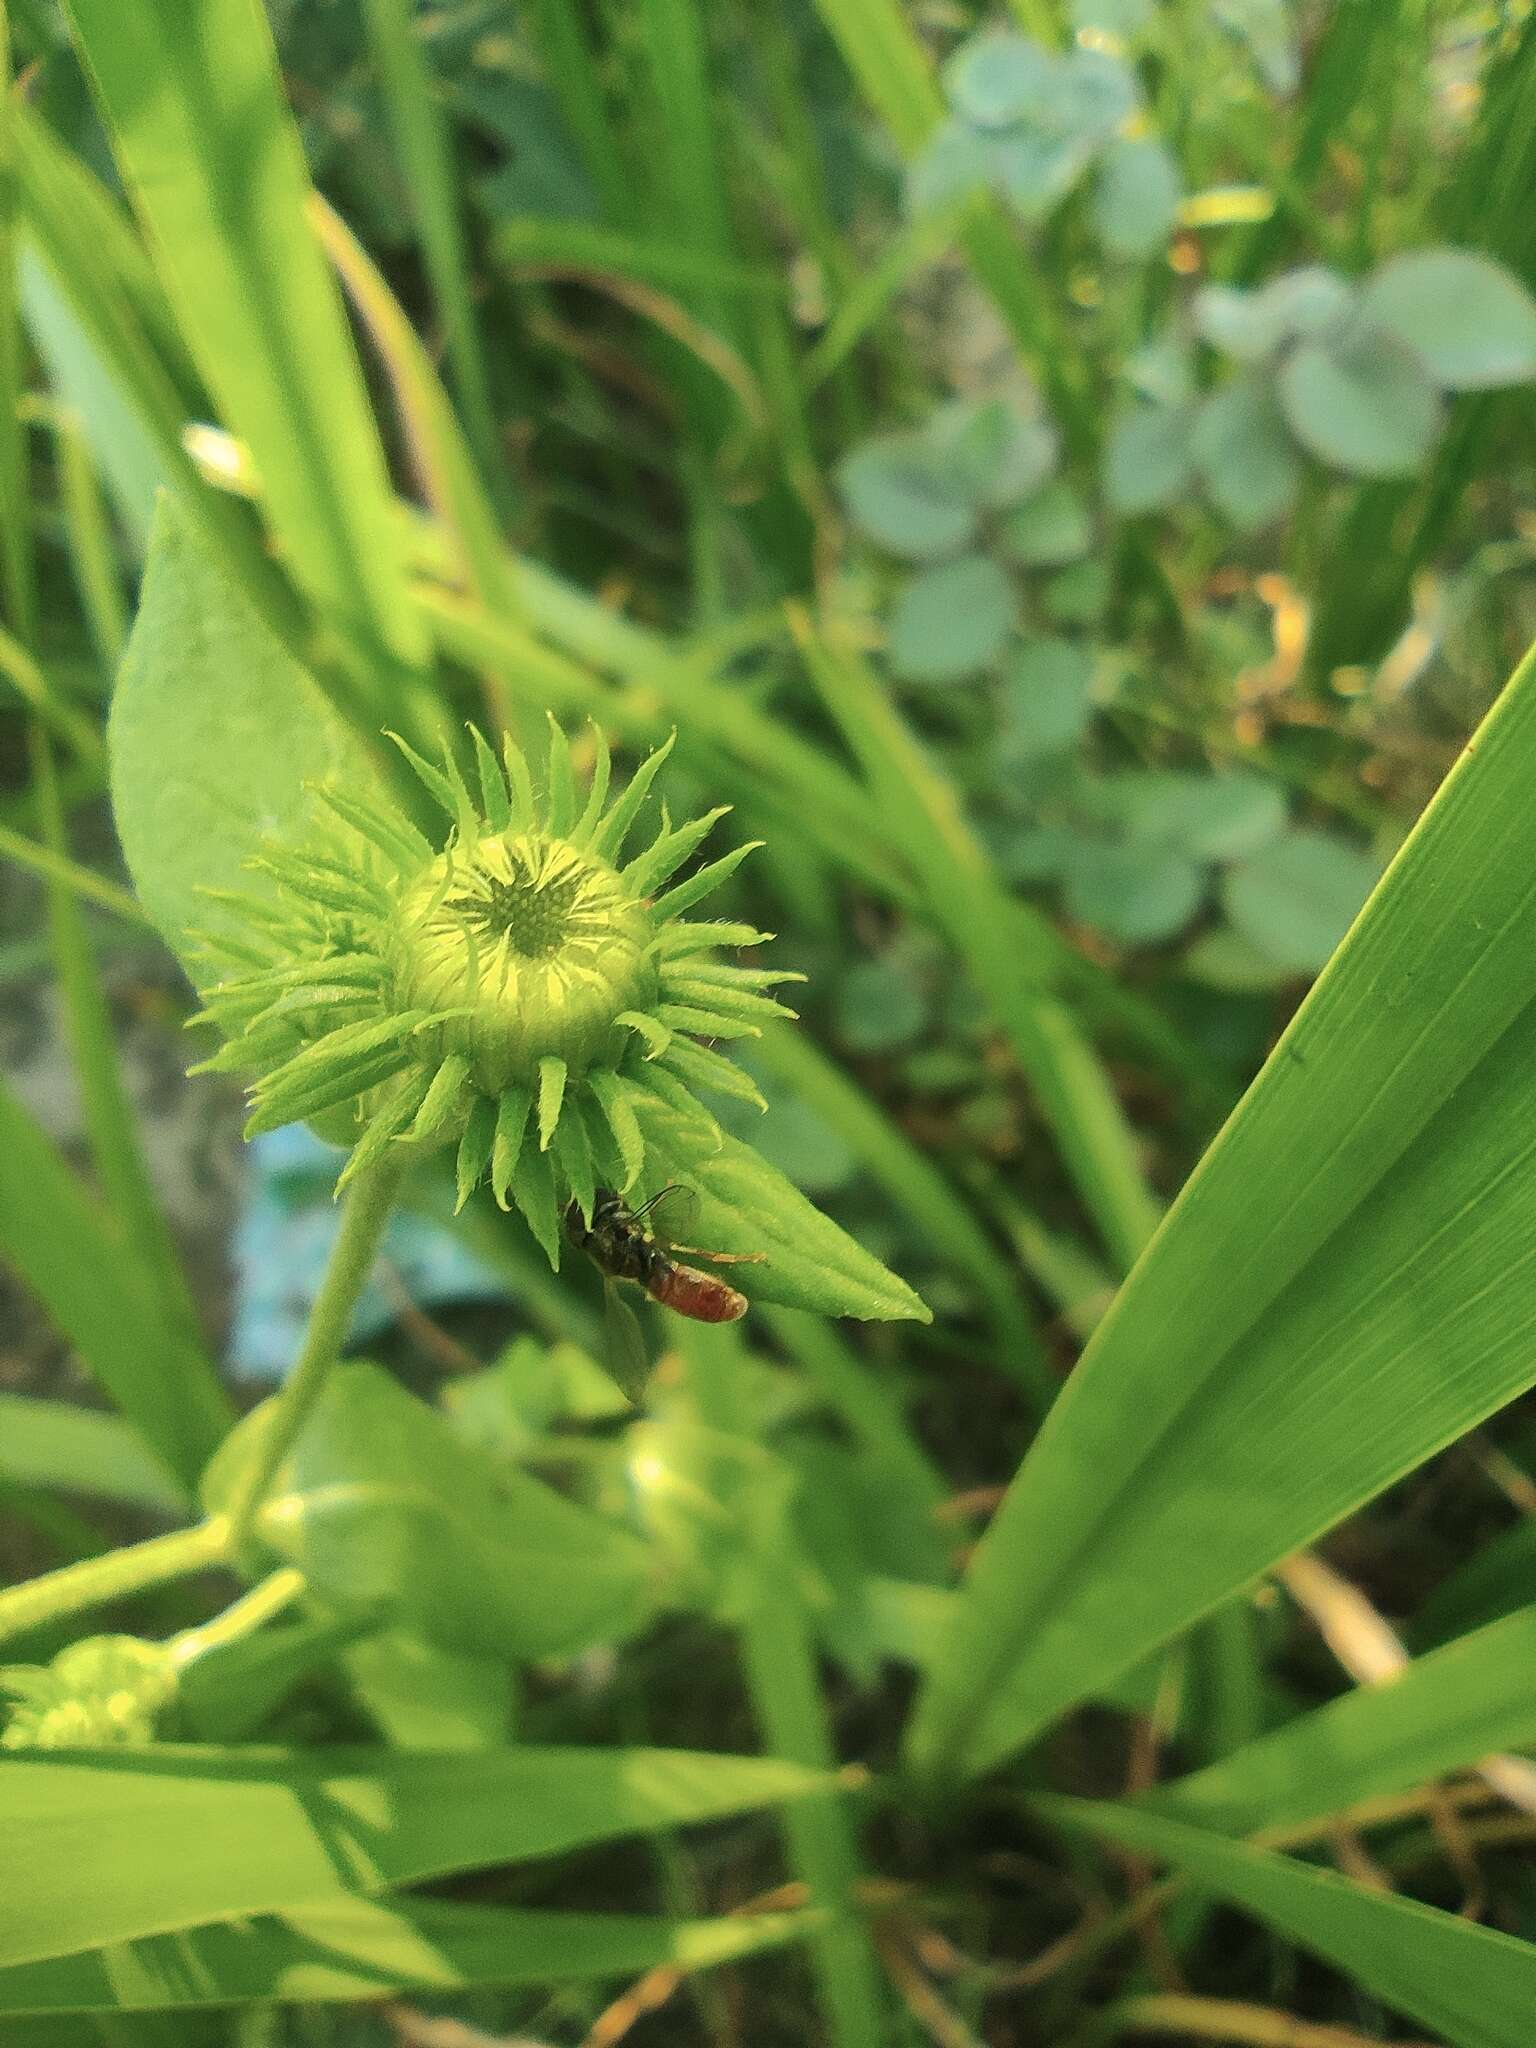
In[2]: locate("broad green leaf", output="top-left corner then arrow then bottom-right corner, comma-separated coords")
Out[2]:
1001,479 -> 1093,567
1042,557 -> 1109,626
1044,1797 -> 1536,2048
1194,267 -> 1353,360
0,1742 -> 826,1967
998,638 -> 1097,760
907,636 -> 1536,1778
629,1087 -> 931,1322
993,126 -> 1097,218
1410,1517 -> 1536,1649
64,0 -> 426,683
1222,828 -> 1382,975
0,1395 -> 188,1515
1062,840 -> 1205,946
941,33 -> 1053,128
1191,375 -> 1301,529
837,433 -> 976,560
1279,325 -> 1441,476
887,553 -> 1016,684
1361,247 -> 1536,391
1151,1605 -> 1536,1837
1056,46 -> 1139,138
1104,404 -> 1197,514
0,1895 -> 817,2014
110,499 -> 385,975
201,1363 -> 653,1659
0,1081 -> 229,1492
1093,134 -> 1181,258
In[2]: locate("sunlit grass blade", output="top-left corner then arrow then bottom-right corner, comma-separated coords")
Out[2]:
1149,1604 -> 1536,1838
62,0 -> 427,696
0,1894 -> 819,2016
907,636 -> 1536,1781
12,102 -> 305,648
793,607 -> 1161,1275
0,1078 -> 231,1492
1043,1797 -> 1536,2048
359,0 -> 501,503
2,1742 -> 829,1969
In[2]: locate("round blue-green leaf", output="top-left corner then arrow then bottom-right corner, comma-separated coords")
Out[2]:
1359,247 -> 1536,391
1278,326 -> 1441,477
1221,828 -> 1382,975
1182,923 -> 1292,993
1041,558 -> 1110,625
993,126 -> 1096,218
1073,0 -> 1153,31
942,32 -> 1054,128
993,822 -> 1079,883
1055,45 -> 1139,140
907,117 -> 995,216
931,396 -> 1058,510
1127,329 -> 1197,408
887,554 -> 1017,683
834,957 -> 930,1054
1195,267 -> 1352,361
1104,404 -> 1197,513
1001,479 -> 1093,566
837,433 -> 976,560
1062,840 -> 1206,945
1191,375 -> 1301,529
999,637 -> 1097,759
1094,134 -> 1181,258
1111,769 -> 1287,860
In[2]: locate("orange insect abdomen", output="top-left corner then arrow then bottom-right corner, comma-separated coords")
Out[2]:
648,1260 -> 749,1322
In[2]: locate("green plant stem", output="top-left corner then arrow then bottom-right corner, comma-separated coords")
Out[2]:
685,1327 -> 889,2048
0,1517 -> 230,1645
224,1153 -> 406,1546
170,1567 -> 306,1668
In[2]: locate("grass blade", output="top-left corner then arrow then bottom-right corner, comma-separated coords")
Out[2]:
1044,1797 -> 1536,2048
62,0 -> 427,695
1150,1605 -> 1536,1838
0,1078 -> 231,1491
907,636 -> 1536,1780
1,1742 -> 828,1968
793,607 -> 1161,1274
0,1895 -> 818,2015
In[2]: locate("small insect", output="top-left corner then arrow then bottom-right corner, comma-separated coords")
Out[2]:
566,1187 -> 764,1400
566,1186 -> 762,1321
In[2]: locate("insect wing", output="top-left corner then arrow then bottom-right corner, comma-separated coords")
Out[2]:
637,1183 -> 699,1252
601,1278 -> 653,1403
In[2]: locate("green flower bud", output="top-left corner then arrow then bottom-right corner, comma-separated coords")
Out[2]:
191,722 -> 803,1267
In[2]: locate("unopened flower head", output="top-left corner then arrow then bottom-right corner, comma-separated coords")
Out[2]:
192,722 -> 801,1265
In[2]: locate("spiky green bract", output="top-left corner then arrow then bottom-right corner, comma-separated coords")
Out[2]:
191,725 -> 802,1265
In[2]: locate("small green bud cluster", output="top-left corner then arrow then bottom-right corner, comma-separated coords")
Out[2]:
192,722 -> 802,1265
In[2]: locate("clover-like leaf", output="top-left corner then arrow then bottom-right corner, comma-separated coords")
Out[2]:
1359,247 -> 1536,391
1094,135 -> 1182,258
1104,403 -> 1198,513
942,31 -> 1055,128
1278,325 -> 1441,476
1191,375 -> 1301,529
838,433 -> 977,559
887,554 -> 1017,684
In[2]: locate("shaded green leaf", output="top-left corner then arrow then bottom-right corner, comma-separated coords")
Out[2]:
1062,840 -> 1205,946
1000,478 -> 1093,566
998,637 -> 1097,761
201,1362 -> 652,1660
1093,134 -> 1181,258
1194,267 -> 1352,360
837,433 -> 975,560
941,33 -> 1053,128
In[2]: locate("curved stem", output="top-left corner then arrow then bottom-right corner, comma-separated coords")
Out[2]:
224,1153 -> 406,1547
0,1518 -> 231,1647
